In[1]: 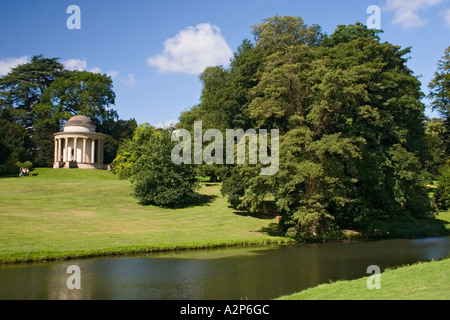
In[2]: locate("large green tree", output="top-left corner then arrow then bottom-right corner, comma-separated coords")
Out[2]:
429,46 -> 450,118
0,108 -> 31,175
0,55 -> 64,128
179,16 -> 435,239
424,118 -> 448,176
250,22 -> 431,237
0,55 -> 64,168
429,46 -> 450,153
428,46 -> 450,211
38,70 -> 117,122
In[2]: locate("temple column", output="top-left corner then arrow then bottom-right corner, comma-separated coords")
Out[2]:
91,139 -> 96,164
55,138 -> 61,162
73,138 -> 78,162
82,138 -> 87,163
54,138 -> 58,163
64,137 -> 69,162
57,138 -> 62,162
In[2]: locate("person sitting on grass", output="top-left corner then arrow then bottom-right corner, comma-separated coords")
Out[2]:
20,168 -> 29,176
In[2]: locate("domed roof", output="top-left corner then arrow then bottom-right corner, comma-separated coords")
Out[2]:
63,115 -> 96,133
64,115 -> 95,127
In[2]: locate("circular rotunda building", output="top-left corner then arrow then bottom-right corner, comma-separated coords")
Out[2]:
53,115 -> 107,169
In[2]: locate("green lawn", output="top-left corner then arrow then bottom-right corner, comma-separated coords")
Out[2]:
1,168 -> 448,266
0,168 -> 290,263
277,257 -> 450,300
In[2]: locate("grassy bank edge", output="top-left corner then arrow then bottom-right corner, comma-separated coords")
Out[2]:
1,213 -> 448,265
0,238 -> 294,264
2,217 -> 448,264
275,257 -> 450,300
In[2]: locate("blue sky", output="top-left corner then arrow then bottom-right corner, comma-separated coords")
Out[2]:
1,0 -> 449,126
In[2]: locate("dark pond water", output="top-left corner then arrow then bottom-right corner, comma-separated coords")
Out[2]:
0,237 -> 449,300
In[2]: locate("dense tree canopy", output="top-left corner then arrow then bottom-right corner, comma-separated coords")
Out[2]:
429,46 -> 450,119
178,16 -> 439,239
38,70 -> 117,122
424,118 -> 448,176
429,46 -> 450,154
428,46 -> 450,212
0,55 -> 64,126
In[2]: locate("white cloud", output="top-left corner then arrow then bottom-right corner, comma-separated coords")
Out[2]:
106,70 -> 119,78
156,119 -> 177,129
63,58 -> 87,71
89,66 -> 102,74
443,8 -> 450,26
386,0 -> 443,28
120,73 -> 136,87
147,23 -> 233,74
96,70 -> 135,87
64,59 -> 116,78
82,68 -> 135,87
0,56 -> 29,76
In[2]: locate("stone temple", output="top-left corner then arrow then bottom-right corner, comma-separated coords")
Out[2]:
53,115 -> 107,169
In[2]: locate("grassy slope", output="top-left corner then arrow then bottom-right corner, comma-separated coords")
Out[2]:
0,168 -> 290,263
1,168 -> 448,265
277,257 -> 450,300
278,211 -> 450,300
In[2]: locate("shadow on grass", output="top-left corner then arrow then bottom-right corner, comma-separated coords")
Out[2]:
258,223 -> 286,237
180,193 -> 218,208
0,174 -> 23,179
361,215 -> 450,239
204,183 -> 220,187
233,200 -> 280,220
417,216 -> 450,236
138,192 -> 218,209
